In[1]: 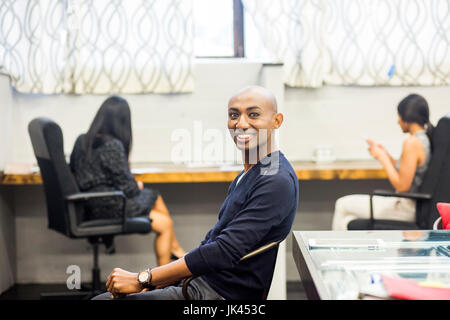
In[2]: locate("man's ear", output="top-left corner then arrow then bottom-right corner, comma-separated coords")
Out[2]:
273,113 -> 283,129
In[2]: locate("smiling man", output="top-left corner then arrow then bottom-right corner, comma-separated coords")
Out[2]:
92,85 -> 299,300
228,86 -> 280,169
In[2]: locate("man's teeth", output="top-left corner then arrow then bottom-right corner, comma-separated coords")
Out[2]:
238,134 -> 251,139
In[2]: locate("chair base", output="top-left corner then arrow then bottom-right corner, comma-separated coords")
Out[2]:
40,251 -> 103,300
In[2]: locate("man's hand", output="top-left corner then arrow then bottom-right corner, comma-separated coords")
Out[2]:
104,258 -> 193,299
106,268 -> 142,298
137,180 -> 144,190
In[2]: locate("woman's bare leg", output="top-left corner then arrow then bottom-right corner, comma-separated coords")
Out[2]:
152,195 -> 185,258
152,195 -> 171,216
149,210 -> 173,266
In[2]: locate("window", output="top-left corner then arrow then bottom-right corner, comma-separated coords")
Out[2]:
244,6 -> 276,62
194,0 -> 234,57
194,0 -> 273,60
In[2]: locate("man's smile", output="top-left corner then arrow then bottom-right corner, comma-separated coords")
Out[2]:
236,134 -> 252,143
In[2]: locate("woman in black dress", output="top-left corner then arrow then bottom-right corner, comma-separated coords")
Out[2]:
70,96 -> 185,266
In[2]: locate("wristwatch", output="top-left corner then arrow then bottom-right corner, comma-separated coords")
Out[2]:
137,269 -> 156,290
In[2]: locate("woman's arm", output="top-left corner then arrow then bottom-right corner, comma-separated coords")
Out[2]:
369,138 -> 419,192
367,138 -> 396,166
382,147 -> 397,167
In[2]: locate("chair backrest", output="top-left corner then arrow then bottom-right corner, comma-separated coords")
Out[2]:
416,116 -> 450,229
181,240 -> 283,300
28,118 -> 80,236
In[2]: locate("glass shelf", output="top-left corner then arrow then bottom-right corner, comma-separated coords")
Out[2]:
295,230 -> 450,300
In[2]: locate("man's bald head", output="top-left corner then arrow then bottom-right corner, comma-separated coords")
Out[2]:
227,85 -> 283,154
228,85 -> 278,114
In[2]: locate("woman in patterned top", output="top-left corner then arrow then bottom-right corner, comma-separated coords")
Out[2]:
70,96 -> 185,265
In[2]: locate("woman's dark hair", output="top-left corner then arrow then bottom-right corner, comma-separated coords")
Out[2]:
397,93 -> 433,140
82,95 -> 132,160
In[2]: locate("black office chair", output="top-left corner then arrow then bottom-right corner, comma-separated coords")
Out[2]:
28,117 -> 152,299
348,116 -> 450,230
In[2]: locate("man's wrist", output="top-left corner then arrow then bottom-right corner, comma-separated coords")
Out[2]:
147,269 -> 156,290
137,268 -> 155,290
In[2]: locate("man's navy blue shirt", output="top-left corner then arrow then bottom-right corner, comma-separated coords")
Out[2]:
184,151 -> 299,300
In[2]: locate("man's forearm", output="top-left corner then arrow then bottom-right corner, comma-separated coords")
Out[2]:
151,257 -> 193,288
104,258 -> 193,297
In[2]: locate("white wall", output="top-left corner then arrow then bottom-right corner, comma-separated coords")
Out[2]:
0,75 -> 15,293
5,65 -> 450,168
8,60 -> 270,167
283,86 -> 450,162
0,75 -> 13,169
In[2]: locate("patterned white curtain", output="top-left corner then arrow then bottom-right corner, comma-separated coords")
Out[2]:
0,1 -> 67,93
0,0 -> 194,94
243,0 -> 450,87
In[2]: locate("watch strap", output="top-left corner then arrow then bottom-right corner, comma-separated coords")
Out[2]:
140,269 -> 156,290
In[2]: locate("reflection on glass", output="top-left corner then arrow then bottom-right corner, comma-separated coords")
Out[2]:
300,231 -> 450,299
322,269 -> 359,300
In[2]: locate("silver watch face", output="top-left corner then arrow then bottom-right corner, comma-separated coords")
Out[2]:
138,271 -> 149,283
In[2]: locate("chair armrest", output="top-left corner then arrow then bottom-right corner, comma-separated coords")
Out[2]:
368,189 -> 432,222
433,217 -> 442,230
240,241 -> 280,261
65,191 -> 127,231
65,191 -> 125,201
372,189 -> 432,200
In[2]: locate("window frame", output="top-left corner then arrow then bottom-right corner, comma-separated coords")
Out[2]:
233,0 -> 245,58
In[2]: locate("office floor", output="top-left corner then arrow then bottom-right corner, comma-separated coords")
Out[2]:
0,282 -> 307,300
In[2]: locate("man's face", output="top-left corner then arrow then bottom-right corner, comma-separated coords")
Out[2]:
227,92 -> 276,151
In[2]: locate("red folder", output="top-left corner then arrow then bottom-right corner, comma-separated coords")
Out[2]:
436,202 -> 450,230
382,275 -> 450,300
